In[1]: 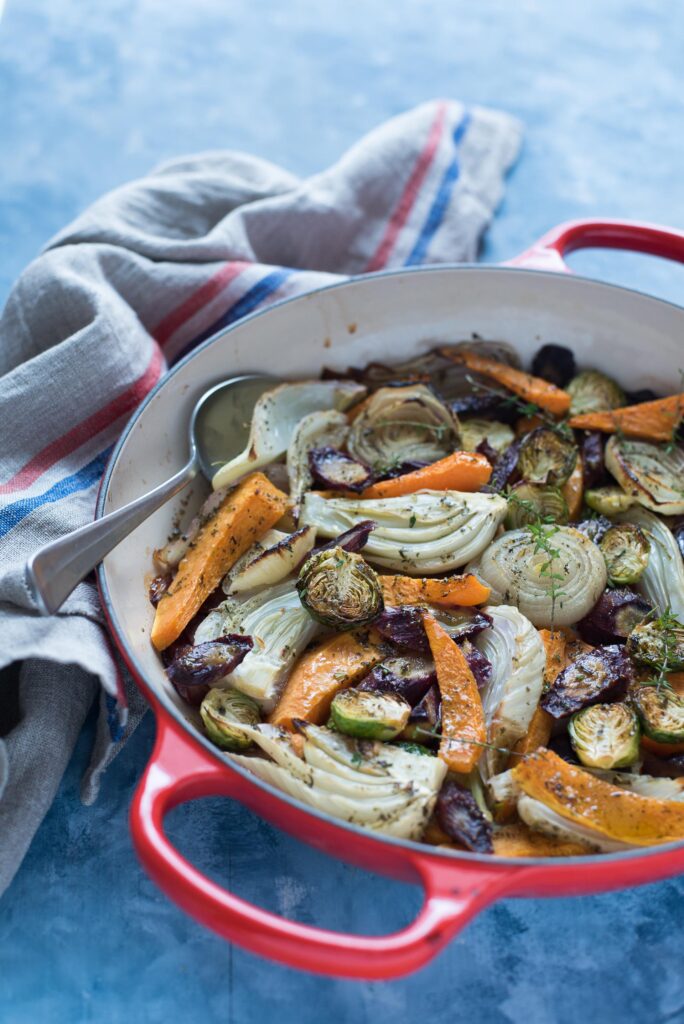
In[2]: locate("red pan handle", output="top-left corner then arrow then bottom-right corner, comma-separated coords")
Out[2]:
130,712 -> 513,979
508,218 -> 684,272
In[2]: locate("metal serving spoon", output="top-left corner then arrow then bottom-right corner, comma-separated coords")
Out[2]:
26,373 -> 280,616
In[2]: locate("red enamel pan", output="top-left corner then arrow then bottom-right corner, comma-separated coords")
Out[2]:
97,219 -> 684,979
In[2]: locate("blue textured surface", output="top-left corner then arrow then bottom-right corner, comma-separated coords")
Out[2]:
2,1 -> 684,1021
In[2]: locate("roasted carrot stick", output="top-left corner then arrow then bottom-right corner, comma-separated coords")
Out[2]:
423,614 -> 486,774
379,573 -> 491,608
439,347 -> 571,417
360,450 -> 491,499
568,393 -> 684,442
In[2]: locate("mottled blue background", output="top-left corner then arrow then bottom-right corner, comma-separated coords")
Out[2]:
2,1 -> 684,1021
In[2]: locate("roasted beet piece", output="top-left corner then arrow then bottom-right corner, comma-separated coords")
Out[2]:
402,684 -> 441,745
436,779 -> 493,853
373,606 -> 431,653
375,460 -> 429,481
483,439 -> 521,494
165,634 -> 253,705
450,393 -> 518,423
149,573 -> 172,607
475,438 -> 500,466
309,447 -> 372,492
531,343 -> 576,389
541,645 -> 634,719
358,655 -> 436,706
581,431 -> 606,490
577,589 -> 652,645
573,514 -> 613,545
317,520 -> 376,555
641,751 -> 684,779
547,733 -> 581,765
625,388 -> 659,405
459,639 -> 492,690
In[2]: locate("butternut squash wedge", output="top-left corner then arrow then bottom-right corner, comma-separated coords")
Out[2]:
151,473 -> 290,650
268,628 -> 388,730
423,614 -> 486,773
360,451 -> 492,499
568,393 -> 684,442
512,748 -> 684,845
379,573 -> 491,609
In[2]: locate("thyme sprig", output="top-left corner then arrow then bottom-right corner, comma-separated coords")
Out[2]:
644,607 -> 683,696
526,519 -> 567,627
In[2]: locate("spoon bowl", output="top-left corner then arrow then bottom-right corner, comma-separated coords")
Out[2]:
26,372 -> 281,615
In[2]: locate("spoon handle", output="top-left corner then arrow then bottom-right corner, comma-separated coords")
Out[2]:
26,459 -> 198,615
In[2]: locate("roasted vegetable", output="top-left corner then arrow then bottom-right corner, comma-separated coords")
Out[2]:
493,822 -> 589,858
673,521 -> 684,563
346,384 -> 458,475
599,524 -> 650,585
517,428 -> 578,487
475,605 -> 546,776
149,573 -> 172,607
373,604 -> 491,652
605,436 -> 684,516
627,618 -> 684,672
151,473 -> 290,651
309,447 -> 372,492
360,450 -> 492,499
423,614 -> 486,774
358,655 -> 437,705
616,507 -> 684,621
504,482 -> 569,528
585,486 -> 635,515
459,639 -> 492,690
401,685 -> 441,744
297,546 -> 383,629
573,514 -> 613,545
577,589 -> 652,645
513,747 -> 684,846
568,703 -> 641,769
316,520 -> 376,556
200,687 -> 261,751
269,629 -> 388,729
286,409 -> 351,510
632,684 -> 684,745
439,347 -> 571,416
302,490 -> 508,574
567,370 -> 625,416
471,526 -> 607,628
231,721 -> 447,839
561,457 -> 584,521
459,418 -> 515,456
484,438 -> 521,495
196,580 -> 323,708
581,431 -> 606,490
224,526 -> 315,594
541,645 -> 634,719
435,779 -> 493,853
212,380 -> 365,490
164,635 -> 254,705
330,687 -> 411,740
530,343 -> 576,389
378,573 -> 491,608
569,392 -> 684,442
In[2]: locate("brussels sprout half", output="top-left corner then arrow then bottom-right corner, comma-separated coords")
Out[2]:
504,482 -> 569,529
627,618 -> 684,672
297,546 -> 383,630
599,524 -> 650,585
568,703 -> 641,770
632,684 -> 684,744
330,687 -> 411,740
585,486 -> 635,516
200,687 -> 261,751
567,370 -> 626,416
517,428 -> 578,487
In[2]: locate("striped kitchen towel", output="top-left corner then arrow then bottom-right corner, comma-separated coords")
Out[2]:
0,100 -> 521,894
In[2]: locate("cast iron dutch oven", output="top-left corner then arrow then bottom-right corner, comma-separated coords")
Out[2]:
97,219 -> 684,978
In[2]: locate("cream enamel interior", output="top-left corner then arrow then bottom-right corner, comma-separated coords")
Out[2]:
99,265 -> 684,771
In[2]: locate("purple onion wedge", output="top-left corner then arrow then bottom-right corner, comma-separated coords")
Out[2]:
316,520 -> 376,555
541,645 -> 634,719
165,634 -> 253,705
436,779 -> 493,853
483,439 -> 521,494
358,655 -> 436,707
373,606 -> 430,652
309,446 -> 372,492
577,589 -> 653,645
